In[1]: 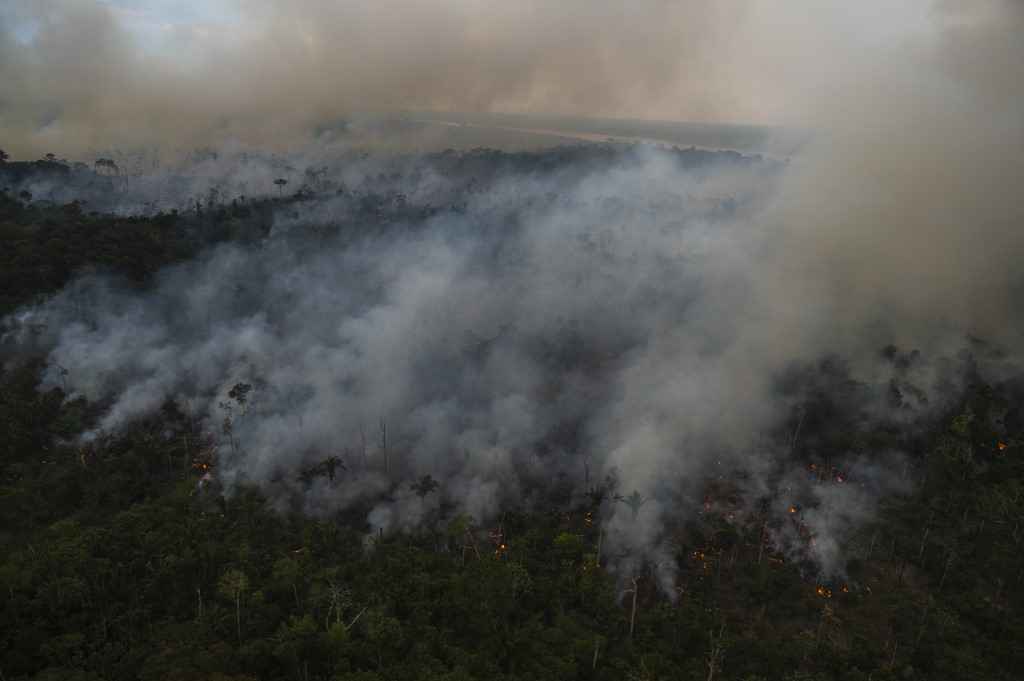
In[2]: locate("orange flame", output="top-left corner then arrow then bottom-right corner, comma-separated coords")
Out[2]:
997,441 -> 1008,452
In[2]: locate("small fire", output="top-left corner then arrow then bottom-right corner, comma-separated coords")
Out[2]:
192,459 -> 213,472
841,584 -> 850,594
997,441 -> 1008,452
788,506 -> 798,514
494,543 -> 508,557
816,585 -> 833,598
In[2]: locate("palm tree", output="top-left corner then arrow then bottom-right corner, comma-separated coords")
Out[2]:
618,490 -> 648,518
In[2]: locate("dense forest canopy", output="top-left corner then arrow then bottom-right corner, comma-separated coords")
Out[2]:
1,144 -> 1022,681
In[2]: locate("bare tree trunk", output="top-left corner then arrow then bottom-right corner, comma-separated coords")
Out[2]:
183,434 -> 190,476
756,520 -> 768,565
346,606 -> 367,630
938,552 -> 954,592
360,425 -> 368,471
380,418 -> 389,475
815,610 -> 827,651
596,525 -> 603,564
465,529 -> 481,560
789,406 -> 805,455
915,600 -> 931,647
235,591 -> 242,645
592,636 -> 601,670
629,577 -> 639,639
918,525 -> 931,561
866,531 -> 878,560
706,624 -> 726,681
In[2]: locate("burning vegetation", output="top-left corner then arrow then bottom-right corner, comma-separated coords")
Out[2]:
0,128 -> 1022,680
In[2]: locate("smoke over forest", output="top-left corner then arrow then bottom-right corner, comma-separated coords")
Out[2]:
1,2 -> 1023,664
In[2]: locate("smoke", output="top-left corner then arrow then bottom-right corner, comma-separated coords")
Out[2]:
2,0 -> 1023,590
0,1 -> 968,158
0,0 -> 753,157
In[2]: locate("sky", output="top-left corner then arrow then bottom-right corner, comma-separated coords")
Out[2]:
94,0 -> 239,52
0,1 -> 1018,157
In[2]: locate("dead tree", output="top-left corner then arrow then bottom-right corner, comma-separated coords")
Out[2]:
623,576 -> 641,638
914,598 -> 932,648
866,530 -> 878,561
918,511 -> 935,560
706,624 -> 727,681
360,425 -> 368,471
379,418 -> 389,474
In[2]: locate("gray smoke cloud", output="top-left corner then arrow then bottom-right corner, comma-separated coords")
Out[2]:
2,0 -> 1023,591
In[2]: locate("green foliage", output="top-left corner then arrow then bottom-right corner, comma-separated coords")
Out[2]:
0,189 -> 1021,680
1,355 -> 1021,681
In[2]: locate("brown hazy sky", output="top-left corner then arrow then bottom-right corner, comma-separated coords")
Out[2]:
0,0 -> 990,157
